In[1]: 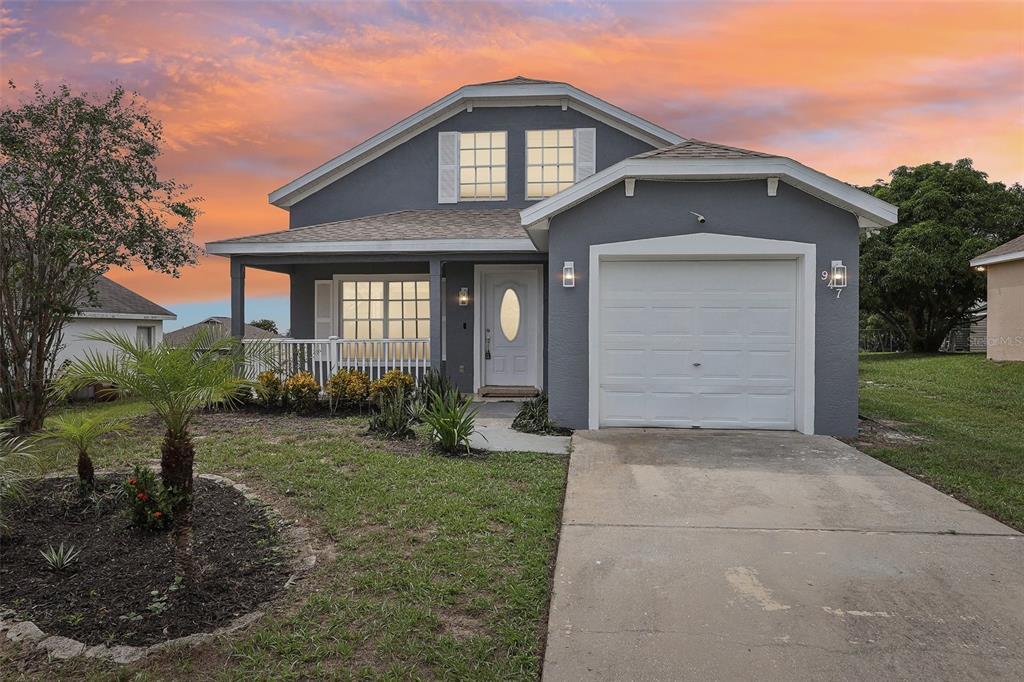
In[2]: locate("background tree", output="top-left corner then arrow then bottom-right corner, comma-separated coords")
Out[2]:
0,82 -> 200,432
863,159 -> 1024,352
248,318 -> 278,334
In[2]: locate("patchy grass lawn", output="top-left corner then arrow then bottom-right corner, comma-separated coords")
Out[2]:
2,403 -> 567,680
858,353 -> 1024,531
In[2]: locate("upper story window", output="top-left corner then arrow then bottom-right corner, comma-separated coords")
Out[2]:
526,129 -> 575,199
459,131 -> 507,200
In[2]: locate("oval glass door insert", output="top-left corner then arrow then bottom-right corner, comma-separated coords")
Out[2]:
499,287 -> 521,341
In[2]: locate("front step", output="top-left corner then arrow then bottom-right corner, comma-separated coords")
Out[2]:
478,385 -> 540,398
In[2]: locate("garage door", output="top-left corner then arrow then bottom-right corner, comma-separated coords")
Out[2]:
598,259 -> 797,429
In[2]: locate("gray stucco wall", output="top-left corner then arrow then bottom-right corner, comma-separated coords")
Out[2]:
289,107 -> 655,227
546,179 -> 861,437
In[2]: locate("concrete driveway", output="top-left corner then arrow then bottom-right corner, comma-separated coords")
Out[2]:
543,430 -> 1024,681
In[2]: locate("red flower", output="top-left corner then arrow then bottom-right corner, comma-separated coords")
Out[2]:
136,492 -> 149,501
128,478 -> 137,485
153,511 -> 163,518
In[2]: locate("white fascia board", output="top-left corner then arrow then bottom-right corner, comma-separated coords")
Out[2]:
268,83 -> 683,208
971,250 -> 1024,267
75,311 -> 176,321
520,158 -> 899,229
205,238 -> 538,256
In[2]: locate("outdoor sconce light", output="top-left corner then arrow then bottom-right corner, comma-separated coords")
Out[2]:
822,259 -> 848,298
562,261 -> 576,288
458,287 -> 469,306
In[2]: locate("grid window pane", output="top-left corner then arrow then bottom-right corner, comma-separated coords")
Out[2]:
526,129 -> 575,199
338,279 -> 431,340
459,130 -> 507,200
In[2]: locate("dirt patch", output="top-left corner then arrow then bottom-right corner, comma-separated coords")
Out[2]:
438,610 -> 485,642
846,416 -> 927,450
0,475 -> 290,647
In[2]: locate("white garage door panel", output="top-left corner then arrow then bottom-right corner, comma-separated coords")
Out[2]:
599,259 -> 798,430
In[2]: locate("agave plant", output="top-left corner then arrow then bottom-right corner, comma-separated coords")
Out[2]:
40,541 -> 81,571
41,412 -> 124,489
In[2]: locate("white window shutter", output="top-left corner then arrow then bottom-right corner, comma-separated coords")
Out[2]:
438,131 -> 460,203
314,280 -> 335,338
574,128 -> 596,181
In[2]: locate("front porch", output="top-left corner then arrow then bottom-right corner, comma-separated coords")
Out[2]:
228,253 -> 547,393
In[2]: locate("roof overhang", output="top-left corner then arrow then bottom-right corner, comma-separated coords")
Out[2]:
74,311 -> 176,321
206,237 -> 537,257
971,250 -> 1024,268
268,82 -> 684,208
519,157 -> 899,243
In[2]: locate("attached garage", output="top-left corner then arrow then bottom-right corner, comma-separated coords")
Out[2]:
597,258 -> 798,430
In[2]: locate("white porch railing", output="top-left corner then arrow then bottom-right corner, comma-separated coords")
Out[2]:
243,337 -> 431,387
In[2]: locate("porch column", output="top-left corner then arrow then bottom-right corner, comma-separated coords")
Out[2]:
429,257 -> 443,369
230,257 -> 245,338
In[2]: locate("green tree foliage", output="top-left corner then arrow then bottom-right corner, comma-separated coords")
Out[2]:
42,412 -> 125,489
248,318 -> 278,334
0,82 -> 200,432
863,160 -> 1024,352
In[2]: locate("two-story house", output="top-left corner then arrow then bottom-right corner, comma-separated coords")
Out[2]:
207,77 -> 897,436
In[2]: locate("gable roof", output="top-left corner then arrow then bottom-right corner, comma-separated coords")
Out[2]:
206,209 -> 535,255
164,317 -> 277,346
971,233 -> 1024,267
76,276 -> 176,320
519,141 -> 899,247
268,77 -> 684,208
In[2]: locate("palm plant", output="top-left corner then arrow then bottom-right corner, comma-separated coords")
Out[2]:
56,328 -> 267,509
42,412 -> 125,489
1,418 -> 36,537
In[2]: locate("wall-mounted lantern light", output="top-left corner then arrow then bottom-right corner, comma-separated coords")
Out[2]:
562,261 -> 576,288
458,287 -> 469,306
828,260 -> 847,292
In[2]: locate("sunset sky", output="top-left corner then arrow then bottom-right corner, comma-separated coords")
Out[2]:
2,0 -> 1023,332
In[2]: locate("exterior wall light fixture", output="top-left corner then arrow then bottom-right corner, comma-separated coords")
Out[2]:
458,287 -> 469,306
562,261 -> 576,288
823,259 -> 848,298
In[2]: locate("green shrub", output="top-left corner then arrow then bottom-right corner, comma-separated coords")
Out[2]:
512,393 -> 571,435
368,383 -> 415,439
283,371 -> 321,414
369,370 -> 415,403
417,368 -> 458,402
326,369 -> 371,414
124,466 -> 173,530
422,389 -> 479,455
255,371 -> 283,408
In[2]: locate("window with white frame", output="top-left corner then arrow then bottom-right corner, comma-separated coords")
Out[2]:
136,325 -> 154,349
338,279 -> 430,340
459,131 -> 507,200
526,129 -> 574,199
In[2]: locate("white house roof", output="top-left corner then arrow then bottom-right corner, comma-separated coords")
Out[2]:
971,233 -> 1024,267
519,142 -> 899,240
268,77 -> 684,208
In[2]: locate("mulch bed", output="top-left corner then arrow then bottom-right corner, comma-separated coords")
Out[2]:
0,475 -> 289,647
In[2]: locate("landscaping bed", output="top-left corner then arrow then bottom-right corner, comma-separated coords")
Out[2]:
0,474 -> 289,647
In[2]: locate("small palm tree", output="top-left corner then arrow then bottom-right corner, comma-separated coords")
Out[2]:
42,412 -> 124,489
56,328 -> 264,509
1,418 -> 36,537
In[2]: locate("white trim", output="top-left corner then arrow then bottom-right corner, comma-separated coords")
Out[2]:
74,311 -> 176,321
473,264 -> 544,393
520,157 -> 899,231
206,238 -> 537,256
766,177 -> 779,196
971,249 -> 1024,267
587,232 -> 816,434
268,82 -> 683,207
624,178 -> 636,197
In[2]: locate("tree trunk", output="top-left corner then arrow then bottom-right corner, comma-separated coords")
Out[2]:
160,427 -> 195,499
76,450 -> 95,489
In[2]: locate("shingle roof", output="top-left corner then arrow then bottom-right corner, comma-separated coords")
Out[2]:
164,317 -> 277,346
471,76 -> 562,86
78,276 -> 175,319
209,209 -> 526,245
633,139 -> 776,160
973,234 -> 1024,264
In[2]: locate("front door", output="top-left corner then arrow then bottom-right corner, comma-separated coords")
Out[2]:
482,266 -> 541,388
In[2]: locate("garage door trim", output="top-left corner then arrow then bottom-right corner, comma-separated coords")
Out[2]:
588,232 -> 817,434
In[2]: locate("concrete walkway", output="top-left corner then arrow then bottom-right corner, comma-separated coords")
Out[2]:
543,429 -> 1024,681
468,401 -> 570,455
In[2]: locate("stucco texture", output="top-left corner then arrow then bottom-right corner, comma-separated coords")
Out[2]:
985,259 -> 1024,361
545,179 -> 861,437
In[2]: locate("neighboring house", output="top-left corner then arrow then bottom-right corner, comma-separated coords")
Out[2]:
970,234 -> 1024,361
941,302 -> 988,353
163,316 -> 279,346
58,276 -> 176,367
207,76 -> 898,437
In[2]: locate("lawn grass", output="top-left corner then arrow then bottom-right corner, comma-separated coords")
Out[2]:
859,352 -> 1024,530
3,403 -> 568,680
